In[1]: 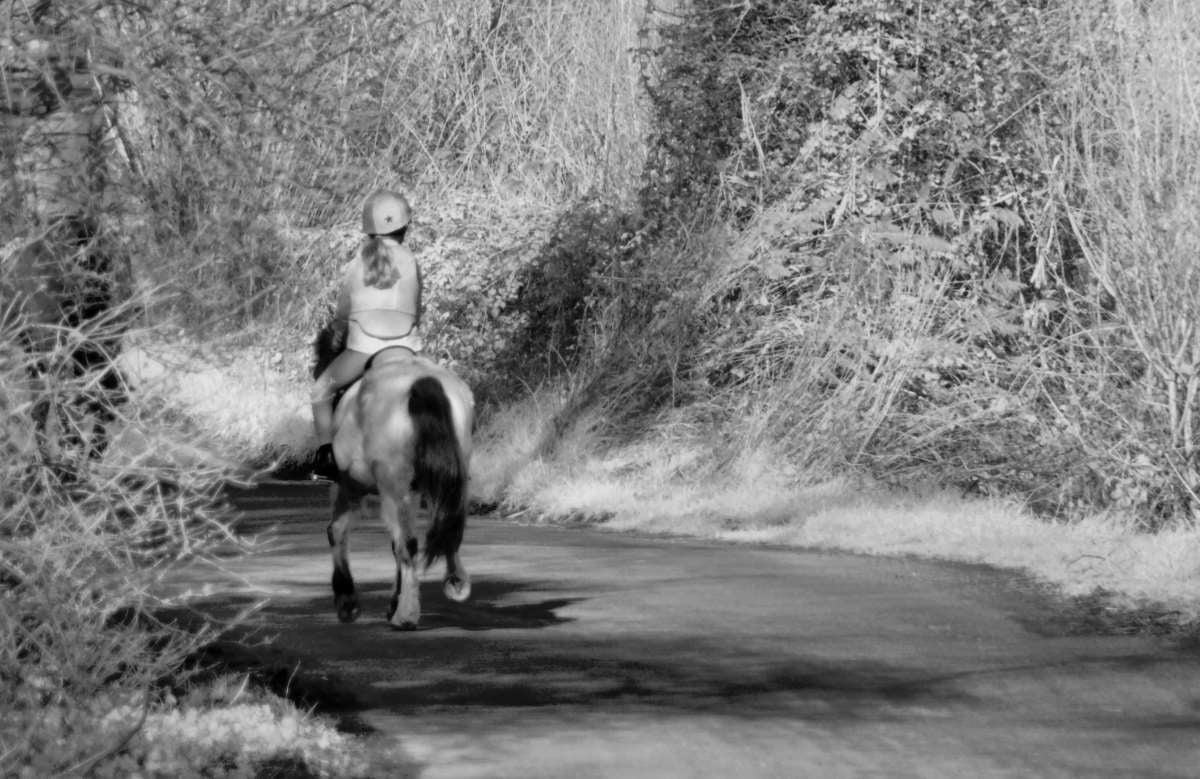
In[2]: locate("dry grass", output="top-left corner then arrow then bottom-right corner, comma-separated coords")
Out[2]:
0,307 -> 385,775
0,308 -> 253,774
1035,0 -> 1200,517
95,680 -> 372,778
388,0 -> 650,203
470,385 -> 1200,622
118,335 -> 314,473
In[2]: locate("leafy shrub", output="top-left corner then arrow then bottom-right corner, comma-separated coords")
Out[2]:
570,1 -> 1044,469
534,0 -> 1198,526
1030,0 -> 1200,522
417,190 -> 559,389
640,0 -> 1050,265
1,367 -> 241,774
497,202 -> 633,379
1,239 -> 241,774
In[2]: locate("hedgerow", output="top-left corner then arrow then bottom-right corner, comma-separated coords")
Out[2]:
527,0 -> 1200,524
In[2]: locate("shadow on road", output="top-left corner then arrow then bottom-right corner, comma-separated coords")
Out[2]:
207,601 -> 975,721
199,576 -> 579,631
343,578 -> 581,632
350,641 -> 972,715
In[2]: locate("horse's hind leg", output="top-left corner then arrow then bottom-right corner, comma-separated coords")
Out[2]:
328,484 -> 361,623
380,490 -> 421,629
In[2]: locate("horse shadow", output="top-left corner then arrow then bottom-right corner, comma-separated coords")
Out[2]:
352,577 -> 581,632
207,575 -> 581,634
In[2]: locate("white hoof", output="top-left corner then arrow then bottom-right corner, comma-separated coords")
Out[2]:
444,575 -> 471,602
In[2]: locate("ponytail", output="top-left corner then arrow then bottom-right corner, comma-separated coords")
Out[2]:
361,227 -> 407,288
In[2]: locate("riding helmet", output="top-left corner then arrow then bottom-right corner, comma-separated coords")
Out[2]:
361,190 -> 411,236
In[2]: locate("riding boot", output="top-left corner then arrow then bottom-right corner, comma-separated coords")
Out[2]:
312,442 -> 339,481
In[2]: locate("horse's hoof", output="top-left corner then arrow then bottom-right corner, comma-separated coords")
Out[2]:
444,576 -> 471,602
335,596 -> 359,623
390,619 -> 418,631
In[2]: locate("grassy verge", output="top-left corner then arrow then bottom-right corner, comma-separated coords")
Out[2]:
474,387 -> 1200,625
0,291 -> 371,776
46,672 -> 372,779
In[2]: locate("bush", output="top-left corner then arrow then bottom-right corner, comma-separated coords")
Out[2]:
1030,0 -> 1200,522
547,1 -> 1043,471
1,232 -> 242,775
0,324 -> 244,774
512,0 -> 1197,527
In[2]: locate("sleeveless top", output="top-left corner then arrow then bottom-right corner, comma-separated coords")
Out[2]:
338,239 -> 422,353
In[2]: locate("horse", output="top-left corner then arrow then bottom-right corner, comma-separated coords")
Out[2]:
314,327 -> 475,629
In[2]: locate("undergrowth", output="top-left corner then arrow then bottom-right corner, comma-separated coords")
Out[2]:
0,300 -> 251,775
479,0 -> 1200,527
66,0 -> 1199,528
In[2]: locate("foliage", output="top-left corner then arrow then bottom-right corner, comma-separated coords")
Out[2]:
92,691 -> 369,778
1033,0 -> 1200,522
2,0 -> 648,333
2,669 -> 367,778
2,11 -> 247,763
529,0 -> 1049,470
0,308 -> 245,775
638,0 -> 1048,270
510,0 -> 1200,526
417,189 -> 560,388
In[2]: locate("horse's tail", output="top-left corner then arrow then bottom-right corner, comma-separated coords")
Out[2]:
409,376 -> 466,566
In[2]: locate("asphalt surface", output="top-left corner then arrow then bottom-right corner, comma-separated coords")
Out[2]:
201,482 -> 1200,778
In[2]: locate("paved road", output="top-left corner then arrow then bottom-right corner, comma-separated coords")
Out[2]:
207,482 -> 1200,778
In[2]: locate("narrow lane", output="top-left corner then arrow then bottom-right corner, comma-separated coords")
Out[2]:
204,483 -> 1200,778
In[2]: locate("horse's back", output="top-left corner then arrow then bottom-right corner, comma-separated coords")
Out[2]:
332,353 -> 473,488
362,354 -> 473,450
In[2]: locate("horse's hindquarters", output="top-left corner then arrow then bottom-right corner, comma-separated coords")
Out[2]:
326,355 -> 475,627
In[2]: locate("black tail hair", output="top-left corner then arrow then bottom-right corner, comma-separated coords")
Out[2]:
408,376 -> 466,565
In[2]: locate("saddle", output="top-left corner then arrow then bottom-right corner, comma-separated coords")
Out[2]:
330,344 -> 419,413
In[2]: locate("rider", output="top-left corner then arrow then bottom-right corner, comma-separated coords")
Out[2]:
310,189 -> 424,479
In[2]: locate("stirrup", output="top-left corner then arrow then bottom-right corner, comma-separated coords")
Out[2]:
311,443 -> 340,481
